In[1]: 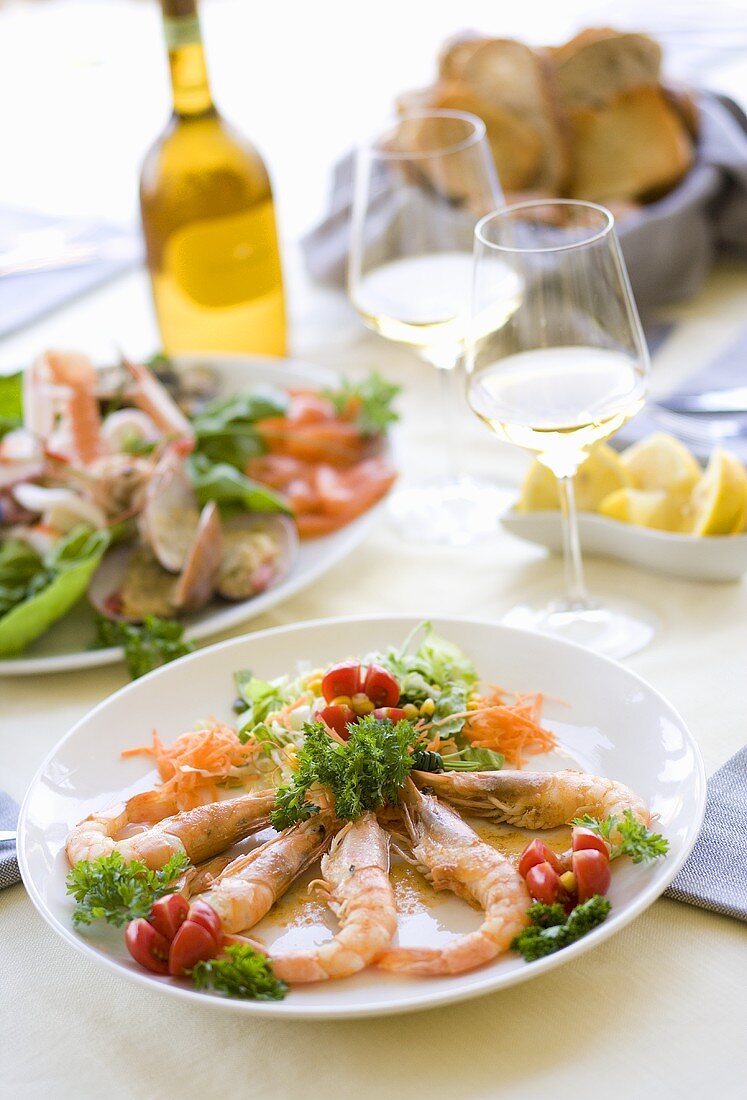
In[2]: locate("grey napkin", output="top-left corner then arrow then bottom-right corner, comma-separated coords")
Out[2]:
0,208 -> 141,339
664,746 -> 747,921
0,790 -> 20,890
617,325 -> 747,461
301,92 -> 747,310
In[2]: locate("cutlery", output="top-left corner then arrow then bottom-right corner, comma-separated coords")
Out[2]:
0,830 -> 16,843
650,407 -> 747,448
657,386 -> 747,415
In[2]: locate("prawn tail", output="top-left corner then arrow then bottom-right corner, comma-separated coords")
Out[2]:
376,946 -> 445,975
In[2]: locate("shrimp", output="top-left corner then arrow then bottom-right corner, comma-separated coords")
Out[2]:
378,781 -> 530,976
123,357 -> 194,441
65,788 -> 275,869
196,813 -> 338,934
28,351 -> 103,464
411,768 -> 651,830
271,812 -> 397,983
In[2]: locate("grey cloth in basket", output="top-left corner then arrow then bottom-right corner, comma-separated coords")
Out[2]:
664,746 -> 747,921
301,93 -> 747,310
0,790 -> 20,890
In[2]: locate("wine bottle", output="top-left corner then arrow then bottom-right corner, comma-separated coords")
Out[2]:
140,0 -> 286,356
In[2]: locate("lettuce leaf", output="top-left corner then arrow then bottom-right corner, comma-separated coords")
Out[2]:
0,527 -> 109,657
192,388 -> 287,469
188,453 -> 289,516
0,371 -> 23,437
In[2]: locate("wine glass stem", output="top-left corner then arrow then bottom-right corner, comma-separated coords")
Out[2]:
437,359 -> 460,482
557,475 -> 590,610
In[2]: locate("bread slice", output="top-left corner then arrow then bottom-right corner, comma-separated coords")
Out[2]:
438,32 -> 488,80
459,39 -> 569,191
550,28 -> 662,111
397,80 -> 543,194
568,86 -> 694,202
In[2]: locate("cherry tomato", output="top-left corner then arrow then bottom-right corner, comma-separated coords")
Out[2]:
319,704 -> 357,739
125,918 -> 170,974
372,707 -> 407,722
571,826 -> 610,857
188,899 -> 222,944
168,919 -> 220,976
149,893 -> 188,942
362,664 -> 400,707
518,838 -> 565,880
572,848 -> 612,902
321,662 -> 362,703
525,861 -> 564,905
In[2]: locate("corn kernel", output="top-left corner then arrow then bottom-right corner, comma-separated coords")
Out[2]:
559,871 -> 576,893
420,698 -> 436,717
351,692 -> 374,716
306,676 -> 323,696
331,695 -> 352,708
402,703 -> 420,721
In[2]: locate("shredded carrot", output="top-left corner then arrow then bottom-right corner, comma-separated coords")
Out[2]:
266,696 -> 307,731
460,686 -> 556,767
121,722 -> 260,810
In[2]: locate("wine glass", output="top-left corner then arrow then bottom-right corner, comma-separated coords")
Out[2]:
466,199 -> 654,659
348,109 -> 522,545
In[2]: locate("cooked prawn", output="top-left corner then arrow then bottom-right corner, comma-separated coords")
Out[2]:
195,813 -> 338,934
65,788 -> 275,869
412,768 -> 651,830
378,781 -> 530,975
271,812 -> 397,983
123,356 -> 194,440
25,351 -> 103,464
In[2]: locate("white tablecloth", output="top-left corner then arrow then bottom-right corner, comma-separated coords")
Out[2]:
2,248 -> 747,1098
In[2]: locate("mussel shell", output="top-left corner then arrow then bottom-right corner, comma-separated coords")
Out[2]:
88,543 -> 178,623
217,513 -> 297,601
139,449 -> 200,573
174,501 -> 223,613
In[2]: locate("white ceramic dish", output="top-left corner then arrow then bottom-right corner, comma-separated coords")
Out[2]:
502,507 -> 747,583
18,615 -> 705,1020
1,356 -> 389,676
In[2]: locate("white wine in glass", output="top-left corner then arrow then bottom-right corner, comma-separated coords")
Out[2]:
467,200 -> 654,659
349,110 -> 522,545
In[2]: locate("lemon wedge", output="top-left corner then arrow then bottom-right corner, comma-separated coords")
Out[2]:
621,433 -> 701,497
687,448 -> 747,535
598,488 -> 684,531
517,444 -> 630,513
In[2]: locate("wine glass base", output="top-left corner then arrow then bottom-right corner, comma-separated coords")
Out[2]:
388,477 -> 513,546
502,599 -> 656,660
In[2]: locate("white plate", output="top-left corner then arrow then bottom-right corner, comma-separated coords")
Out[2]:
18,615 -> 705,1020
1,355 -> 390,676
502,507 -> 747,583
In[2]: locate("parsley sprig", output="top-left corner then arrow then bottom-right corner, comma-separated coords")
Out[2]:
573,810 -> 669,863
271,716 -> 421,830
325,372 -> 400,436
511,896 -> 612,962
66,851 -> 189,927
191,945 -> 287,1000
94,614 -> 195,680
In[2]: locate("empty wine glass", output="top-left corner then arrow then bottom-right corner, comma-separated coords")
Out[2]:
466,199 -> 655,658
348,109 -> 522,544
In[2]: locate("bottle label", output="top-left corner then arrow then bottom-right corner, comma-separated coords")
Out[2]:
163,14 -> 202,49
165,202 -> 283,308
